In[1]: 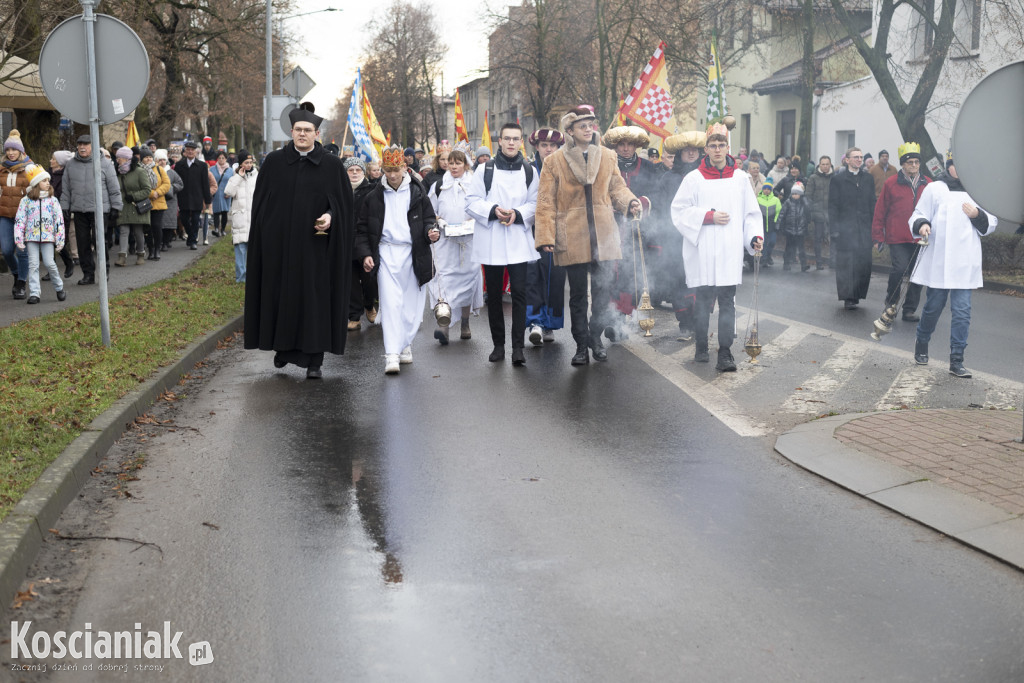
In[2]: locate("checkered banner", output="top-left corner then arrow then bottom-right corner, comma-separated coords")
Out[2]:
348,68 -> 378,162
706,32 -> 728,124
620,41 -> 674,140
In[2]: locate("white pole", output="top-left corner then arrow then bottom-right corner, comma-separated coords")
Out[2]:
265,0 -> 272,155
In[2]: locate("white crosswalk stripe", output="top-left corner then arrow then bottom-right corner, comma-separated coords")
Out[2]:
780,341 -> 867,414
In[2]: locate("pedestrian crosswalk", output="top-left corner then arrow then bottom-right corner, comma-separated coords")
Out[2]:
622,306 -> 1023,438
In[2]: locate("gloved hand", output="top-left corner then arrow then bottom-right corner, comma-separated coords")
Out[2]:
108,209 -> 119,224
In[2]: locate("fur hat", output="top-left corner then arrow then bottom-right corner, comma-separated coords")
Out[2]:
664,131 -> 707,154
288,102 -> 323,129
603,126 -> 650,149
560,105 -> 597,133
25,165 -> 49,188
53,150 -> 74,167
343,157 -> 366,172
3,129 -> 25,154
528,128 -> 564,147
791,182 -> 805,196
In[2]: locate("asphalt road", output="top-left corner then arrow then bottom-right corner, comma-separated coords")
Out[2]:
5,303 -> 1023,681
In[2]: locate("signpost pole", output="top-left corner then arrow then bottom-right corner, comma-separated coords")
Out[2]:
80,0 -> 111,347
265,0 -> 273,155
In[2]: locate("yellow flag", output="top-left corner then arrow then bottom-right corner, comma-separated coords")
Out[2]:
454,89 -> 469,143
125,121 -> 141,149
481,111 -> 492,153
362,85 -> 387,155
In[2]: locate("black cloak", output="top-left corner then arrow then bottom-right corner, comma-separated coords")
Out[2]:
828,168 -> 876,301
244,141 -> 353,356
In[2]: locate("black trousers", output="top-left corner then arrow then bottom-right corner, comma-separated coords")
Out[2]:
180,210 -> 202,247
147,210 -> 164,253
73,211 -> 110,277
349,259 -> 379,321
694,285 -> 737,350
213,211 -> 228,234
565,260 -> 614,346
885,242 -> 923,313
810,220 -> 832,266
783,232 -> 807,267
484,263 -> 527,347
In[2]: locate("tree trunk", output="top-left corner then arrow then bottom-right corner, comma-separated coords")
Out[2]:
796,0 -> 815,167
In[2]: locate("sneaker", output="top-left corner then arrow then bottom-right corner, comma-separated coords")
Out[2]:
384,354 -> 400,374
676,326 -> 694,342
347,320 -> 361,331
56,289 -> 66,302
542,329 -> 554,343
529,324 -> 543,346
203,238 -> 210,246
399,346 -> 413,364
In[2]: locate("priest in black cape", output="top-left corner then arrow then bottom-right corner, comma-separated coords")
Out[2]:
244,102 -> 353,378
828,146 -> 876,310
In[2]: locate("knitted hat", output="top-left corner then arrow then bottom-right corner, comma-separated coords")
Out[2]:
791,182 -> 805,195
475,146 -> 491,160
202,136 -> 213,144
53,150 -> 74,167
115,146 -> 133,161
323,143 -> 340,156
145,138 -> 157,147
236,150 -> 249,166
3,129 -> 25,154
26,165 -> 49,188
139,147 -> 154,160
154,149 -> 168,161
879,149 -> 889,157
762,179 -> 774,190
403,147 -> 416,157
344,157 -> 366,172
560,105 -> 597,133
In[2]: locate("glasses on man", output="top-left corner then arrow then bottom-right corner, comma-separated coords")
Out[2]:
501,136 -> 522,143
293,127 -> 316,135
707,143 -> 728,151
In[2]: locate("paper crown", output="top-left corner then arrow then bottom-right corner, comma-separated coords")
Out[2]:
603,126 -> 650,149
664,131 -> 707,154
705,122 -> 729,140
25,165 -> 49,188
898,142 -> 921,163
380,145 -> 405,169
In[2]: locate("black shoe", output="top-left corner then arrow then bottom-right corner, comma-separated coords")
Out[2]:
716,347 -> 737,372
902,312 -> 920,322
41,272 -> 50,281
844,299 -> 858,310
801,264 -> 810,272
189,244 -> 198,250
695,345 -> 710,363
571,344 -> 589,365
273,353 -> 287,369
306,367 -> 322,379
489,345 -> 505,362
26,295 -> 39,304
12,280 -> 26,299
56,289 -> 66,302
590,336 -> 608,361
73,257 -> 80,265
949,354 -> 972,378
77,275 -> 95,285
914,340 -> 928,365
64,263 -> 74,278
511,347 -> 526,366
434,329 -> 449,346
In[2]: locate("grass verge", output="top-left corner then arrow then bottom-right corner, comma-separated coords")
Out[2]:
0,239 -> 243,521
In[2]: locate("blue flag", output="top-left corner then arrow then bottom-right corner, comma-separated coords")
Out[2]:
348,69 -> 378,162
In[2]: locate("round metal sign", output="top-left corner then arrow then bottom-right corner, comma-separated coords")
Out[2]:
951,60 -> 1024,223
280,103 -> 297,136
39,14 -> 150,126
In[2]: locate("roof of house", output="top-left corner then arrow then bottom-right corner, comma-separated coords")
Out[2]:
752,31 -> 870,94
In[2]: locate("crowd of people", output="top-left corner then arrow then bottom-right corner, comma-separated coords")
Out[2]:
0,130 -> 252,307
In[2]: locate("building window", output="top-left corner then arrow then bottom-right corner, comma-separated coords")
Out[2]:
956,0 -> 982,52
778,110 -> 796,158
741,113 -> 751,153
835,131 -> 855,162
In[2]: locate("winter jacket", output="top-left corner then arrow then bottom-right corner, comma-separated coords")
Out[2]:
172,157 -> 212,211
223,168 -> 257,243
767,166 -> 789,187
804,169 -> 833,223
777,197 -> 809,237
60,152 -> 122,214
757,192 -> 782,234
775,173 -> 807,203
211,164 -> 234,213
354,175 -> 436,286
828,167 -> 875,246
871,170 -> 931,245
534,136 -> 636,266
161,167 -> 183,232
14,195 -> 65,249
869,162 -> 898,196
146,162 -> 171,211
0,157 -> 33,218
116,166 -> 153,226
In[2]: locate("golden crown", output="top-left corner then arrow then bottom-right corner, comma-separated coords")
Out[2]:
897,142 -> 921,161
705,122 -> 729,140
381,145 -> 405,169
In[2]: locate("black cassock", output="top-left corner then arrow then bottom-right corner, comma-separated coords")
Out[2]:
828,168 -> 876,302
244,142 -> 353,366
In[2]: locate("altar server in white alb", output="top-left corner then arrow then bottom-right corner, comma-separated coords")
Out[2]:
355,145 -> 440,375
466,121 -> 539,367
908,159 -> 996,379
427,148 -> 483,345
671,123 -> 763,372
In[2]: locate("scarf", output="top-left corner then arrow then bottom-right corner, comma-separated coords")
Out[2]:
118,162 -> 131,175
617,153 -> 638,174
562,133 -> 602,185
143,160 -> 158,187
439,170 -> 472,192
2,156 -> 30,171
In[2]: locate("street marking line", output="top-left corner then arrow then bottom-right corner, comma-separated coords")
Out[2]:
875,366 -> 940,411
781,341 -> 867,415
728,324 -> 812,387
622,338 -> 769,437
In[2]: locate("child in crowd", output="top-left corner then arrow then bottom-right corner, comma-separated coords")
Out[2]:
778,181 -> 810,271
755,179 -> 781,268
14,166 -> 66,303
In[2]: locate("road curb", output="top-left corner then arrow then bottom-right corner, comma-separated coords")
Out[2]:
0,313 -> 245,609
775,413 -> 1024,571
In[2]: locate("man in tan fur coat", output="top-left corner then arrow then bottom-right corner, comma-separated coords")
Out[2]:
535,105 -> 641,367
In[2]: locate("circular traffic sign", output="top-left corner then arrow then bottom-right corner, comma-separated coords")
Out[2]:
951,60 -> 1023,223
39,14 -> 150,125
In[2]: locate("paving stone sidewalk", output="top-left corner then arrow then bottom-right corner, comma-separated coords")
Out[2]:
835,409 -> 1024,517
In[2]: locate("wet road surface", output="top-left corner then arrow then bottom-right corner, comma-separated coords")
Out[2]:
10,307 -> 1024,682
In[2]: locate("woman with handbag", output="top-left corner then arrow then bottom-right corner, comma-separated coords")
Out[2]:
427,149 -> 482,344
113,146 -> 152,267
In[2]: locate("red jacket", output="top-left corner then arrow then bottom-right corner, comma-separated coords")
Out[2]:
871,170 -> 930,244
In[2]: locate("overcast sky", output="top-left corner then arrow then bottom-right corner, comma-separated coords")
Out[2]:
291,0 -> 503,115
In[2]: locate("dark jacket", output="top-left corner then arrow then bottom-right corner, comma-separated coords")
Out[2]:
777,197 -> 809,237
804,168 -> 833,223
775,173 -> 807,203
871,170 -> 931,244
354,177 -> 436,286
172,157 -> 213,211
828,168 -> 875,248
116,165 -> 153,225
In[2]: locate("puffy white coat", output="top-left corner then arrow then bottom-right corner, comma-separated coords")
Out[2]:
909,179 -> 996,290
224,169 -> 257,244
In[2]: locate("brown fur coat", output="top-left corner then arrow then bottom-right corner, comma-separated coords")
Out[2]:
534,137 -> 636,266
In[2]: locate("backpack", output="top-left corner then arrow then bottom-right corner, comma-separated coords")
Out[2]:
482,160 -> 533,194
